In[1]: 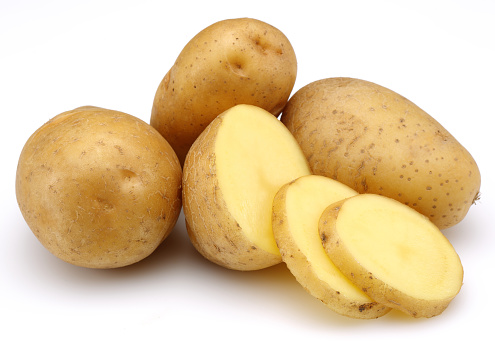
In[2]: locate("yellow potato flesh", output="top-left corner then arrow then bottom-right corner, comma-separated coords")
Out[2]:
284,176 -> 367,300
337,196 -> 462,300
320,194 -> 463,317
215,105 -> 311,255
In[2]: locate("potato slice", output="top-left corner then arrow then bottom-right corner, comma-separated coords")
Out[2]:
183,104 -> 311,270
319,194 -> 464,318
272,175 -> 391,319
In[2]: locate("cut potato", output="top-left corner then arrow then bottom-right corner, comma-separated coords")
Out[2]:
319,194 -> 464,318
272,175 -> 391,319
182,104 -> 311,270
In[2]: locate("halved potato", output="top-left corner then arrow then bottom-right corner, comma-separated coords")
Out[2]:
319,194 -> 464,318
272,175 -> 391,319
182,104 -> 311,270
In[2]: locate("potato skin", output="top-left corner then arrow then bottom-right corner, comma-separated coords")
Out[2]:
16,106 -> 182,268
182,110 -> 282,271
151,17 -> 297,165
281,77 -> 481,230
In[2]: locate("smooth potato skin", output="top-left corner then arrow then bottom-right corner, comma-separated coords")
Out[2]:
182,111 -> 282,271
151,17 -> 297,165
281,78 -> 481,229
16,106 -> 182,268
272,179 -> 391,319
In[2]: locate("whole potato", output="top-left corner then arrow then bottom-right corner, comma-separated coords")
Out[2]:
281,78 -> 481,230
151,17 -> 297,165
16,106 -> 182,268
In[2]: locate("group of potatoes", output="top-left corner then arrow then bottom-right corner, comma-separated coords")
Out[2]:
16,18 -> 481,319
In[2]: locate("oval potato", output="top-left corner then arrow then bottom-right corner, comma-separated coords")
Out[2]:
281,77 -> 481,230
151,17 -> 297,165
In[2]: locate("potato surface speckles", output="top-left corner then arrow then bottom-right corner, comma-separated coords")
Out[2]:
16,106 -> 182,268
281,77 -> 481,229
151,18 -> 297,165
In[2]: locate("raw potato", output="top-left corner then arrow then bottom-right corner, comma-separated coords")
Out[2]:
319,194 -> 464,318
16,106 -> 182,269
151,17 -> 297,165
272,175 -> 391,319
183,104 -> 311,271
281,77 -> 481,230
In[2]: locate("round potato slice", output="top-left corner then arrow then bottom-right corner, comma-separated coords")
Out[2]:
183,104 -> 311,271
319,194 -> 464,318
272,175 -> 391,319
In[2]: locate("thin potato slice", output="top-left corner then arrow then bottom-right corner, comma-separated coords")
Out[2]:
272,175 -> 391,319
183,104 -> 311,270
319,194 -> 464,318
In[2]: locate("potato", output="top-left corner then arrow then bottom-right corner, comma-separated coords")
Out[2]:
281,77 -> 481,230
319,194 -> 464,318
272,175 -> 391,319
182,104 -> 311,271
16,106 -> 182,269
151,17 -> 297,165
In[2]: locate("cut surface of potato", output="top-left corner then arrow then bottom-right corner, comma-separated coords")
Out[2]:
272,175 -> 391,319
319,194 -> 464,318
183,104 -> 311,270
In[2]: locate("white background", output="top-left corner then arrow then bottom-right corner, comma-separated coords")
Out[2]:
2,0 -> 494,347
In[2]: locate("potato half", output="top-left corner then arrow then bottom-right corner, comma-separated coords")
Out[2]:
151,17 -> 297,165
281,77 -> 481,230
182,104 -> 311,270
319,194 -> 464,318
272,175 -> 391,319
16,106 -> 182,268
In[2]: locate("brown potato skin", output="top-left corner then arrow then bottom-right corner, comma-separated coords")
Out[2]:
16,106 -> 182,268
281,77 -> 481,230
151,17 -> 297,165
272,179 -> 391,319
182,111 -> 282,271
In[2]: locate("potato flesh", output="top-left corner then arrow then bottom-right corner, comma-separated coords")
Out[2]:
321,194 -> 463,317
284,176 -> 368,300
216,105 -> 311,255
